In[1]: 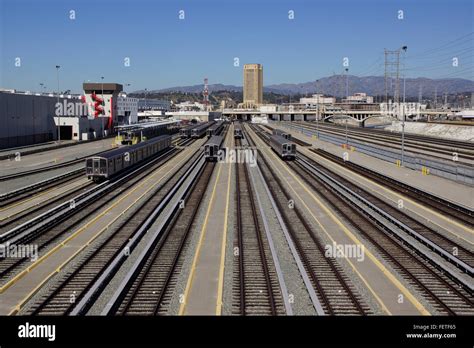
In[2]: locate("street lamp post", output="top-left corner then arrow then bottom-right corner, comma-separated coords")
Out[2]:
316,80 -> 320,138
401,46 -> 407,166
55,65 -> 61,143
144,88 -> 148,116
101,76 -> 104,138
345,68 -> 349,98
125,84 -> 131,124
345,115 -> 349,146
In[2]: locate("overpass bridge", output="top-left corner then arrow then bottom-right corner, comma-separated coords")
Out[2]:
222,108 -> 383,125
222,108 -> 452,126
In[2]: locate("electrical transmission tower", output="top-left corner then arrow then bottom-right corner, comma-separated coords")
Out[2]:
384,49 -> 401,104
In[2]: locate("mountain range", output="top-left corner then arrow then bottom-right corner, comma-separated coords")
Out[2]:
133,75 -> 474,98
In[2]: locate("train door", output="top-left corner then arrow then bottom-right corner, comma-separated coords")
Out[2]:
93,158 -> 100,175
100,159 -> 107,175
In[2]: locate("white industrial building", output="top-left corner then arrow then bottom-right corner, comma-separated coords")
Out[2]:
259,104 -> 278,113
176,101 -> 206,111
165,111 -> 221,122
343,92 -> 374,104
138,98 -> 170,111
117,94 -> 138,124
300,94 -> 335,107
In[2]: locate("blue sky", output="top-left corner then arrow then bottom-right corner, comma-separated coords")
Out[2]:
0,0 -> 472,93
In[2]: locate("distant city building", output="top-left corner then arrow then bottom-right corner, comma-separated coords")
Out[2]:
138,98 -> 170,112
165,111 -> 222,122
117,93 -> 138,124
176,101 -> 206,111
243,64 -> 263,108
83,82 -> 123,132
299,94 -> 335,107
343,92 -> 374,104
259,104 -> 278,113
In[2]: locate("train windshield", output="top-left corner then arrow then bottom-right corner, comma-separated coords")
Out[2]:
283,144 -> 295,153
86,159 -> 93,173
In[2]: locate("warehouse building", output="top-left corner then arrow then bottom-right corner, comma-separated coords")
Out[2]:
0,90 -> 96,148
0,82 -> 137,149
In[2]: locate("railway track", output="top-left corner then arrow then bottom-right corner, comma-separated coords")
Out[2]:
246,125 -> 370,315
283,123 -> 474,163
0,154 -> 100,182
0,181 -> 94,233
296,153 -> 474,274
0,137 -> 187,183
1,138 -> 192,210
0,147 -> 181,284
301,122 -> 474,155
232,138 -> 285,315
289,156 -> 474,315
253,125 -> 474,314
311,148 -> 474,227
0,168 -> 85,208
112,162 -> 214,315
27,151 -> 206,315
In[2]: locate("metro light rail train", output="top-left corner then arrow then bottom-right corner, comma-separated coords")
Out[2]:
204,135 -> 224,161
272,128 -> 292,141
120,125 -> 174,145
191,122 -> 212,138
206,121 -> 225,138
180,122 -> 211,139
270,134 -> 296,160
179,124 -> 199,138
86,135 -> 172,181
234,123 -> 243,139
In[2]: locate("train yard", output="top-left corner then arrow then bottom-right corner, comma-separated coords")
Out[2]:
0,120 -> 472,316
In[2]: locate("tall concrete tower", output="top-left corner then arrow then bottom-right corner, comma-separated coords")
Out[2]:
243,64 -> 263,108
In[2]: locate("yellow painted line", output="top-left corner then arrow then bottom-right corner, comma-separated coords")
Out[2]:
179,163 -> 223,315
179,129 -> 232,315
305,148 -> 474,240
215,129 -> 234,315
292,129 -> 473,236
0,146 -> 195,304
0,180 -> 82,214
251,128 -> 430,315
0,180 -> 88,221
6,146 -> 197,314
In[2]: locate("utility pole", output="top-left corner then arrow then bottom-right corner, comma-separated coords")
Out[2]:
434,86 -> 438,109
56,65 -> 61,143
144,88 -> 148,116
401,46 -> 407,166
